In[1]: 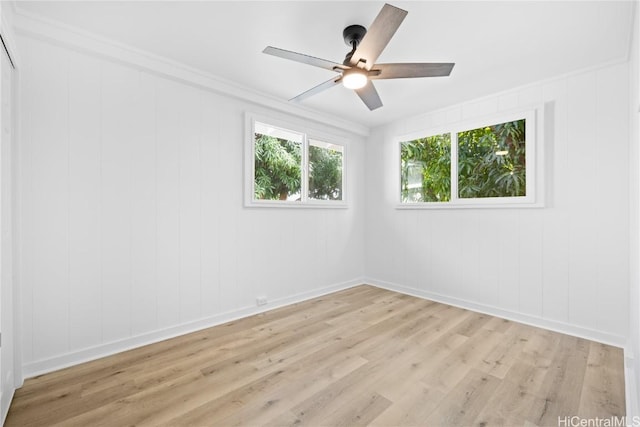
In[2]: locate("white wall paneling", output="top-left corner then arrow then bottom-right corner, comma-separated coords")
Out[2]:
0,8 -> 18,421
68,52 -> 102,352
17,34 -> 366,376
627,0 -> 640,418
22,40 -> 70,364
11,10 -> 369,137
365,61 -> 631,348
129,68 -> 157,337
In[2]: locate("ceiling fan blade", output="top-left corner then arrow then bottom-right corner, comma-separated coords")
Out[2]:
355,80 -> 383,111
263,46 -> 347,72
349,4 -> 408,70
370,63 -> 455,79
289,76 -> 342,103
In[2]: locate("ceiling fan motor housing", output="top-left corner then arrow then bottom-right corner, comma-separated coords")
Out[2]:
343,25 -> 367,48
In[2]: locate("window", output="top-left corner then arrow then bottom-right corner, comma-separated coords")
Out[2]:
246,115 -> 346,207
253,123 -> 303,202
401,132 -> 451,203
308,140 -> 344,201
399,108 -> 540,208
457,119 -> 526,199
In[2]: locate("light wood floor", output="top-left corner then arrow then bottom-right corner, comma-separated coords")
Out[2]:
6,285 -> 625,426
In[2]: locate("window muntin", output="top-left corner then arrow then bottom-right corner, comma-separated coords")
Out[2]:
398,109 -> 538,208
247,117 -> 346,207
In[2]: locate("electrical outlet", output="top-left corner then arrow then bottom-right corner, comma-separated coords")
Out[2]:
256,296 -> 268,306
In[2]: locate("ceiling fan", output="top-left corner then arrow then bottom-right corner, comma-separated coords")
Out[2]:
263,3 -> 455,111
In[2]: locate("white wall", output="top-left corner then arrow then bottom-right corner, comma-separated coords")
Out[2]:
628,0 -> 640,418
365,62 -> 630,346
0,50 -> 15,422
17,34 -> 365,376
0,2 -> 20,422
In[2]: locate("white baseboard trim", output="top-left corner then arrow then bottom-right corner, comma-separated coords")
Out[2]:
624,351 -> 639,421
365,278 -> 627,348
22,278 -> 364,379
1,373 -> 15,425
23,277 -> 630,383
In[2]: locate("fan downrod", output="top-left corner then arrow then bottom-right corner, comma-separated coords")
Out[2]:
343,25 -> 366,65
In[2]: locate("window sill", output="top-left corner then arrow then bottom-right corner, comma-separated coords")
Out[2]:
245,200 -> 348,209
396,201 -> 544,210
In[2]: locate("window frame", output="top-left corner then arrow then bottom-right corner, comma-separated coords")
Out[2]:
396,107 -> 543,209
245,113 -> 348,208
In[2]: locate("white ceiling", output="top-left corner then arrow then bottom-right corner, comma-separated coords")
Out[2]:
15,1 -> 636,129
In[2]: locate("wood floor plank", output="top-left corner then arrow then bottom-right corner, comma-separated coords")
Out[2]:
532,335 -> 592,426
477,323 -> 536,379
482,316 -> 514,334
5,285 -> 626,427
578,342 -> 626,418
213,354 -> 370,427
373,332 -> 468,403
451,311 -> 492,337
410,306 -> 474,348
319,391 -> 392,427
425,368 -> 502,426
421,327 -> 505,394
287,362 -> 383,426
368,382 -> 446,427
474,361 -> 550,426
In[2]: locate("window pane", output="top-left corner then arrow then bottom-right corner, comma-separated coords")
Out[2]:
457,119 -> 526,199
308,140 -> 343,201
254,122 -> 302,201
400,133 -> 451,203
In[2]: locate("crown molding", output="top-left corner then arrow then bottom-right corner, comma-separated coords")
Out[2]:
12,7 -> 369,137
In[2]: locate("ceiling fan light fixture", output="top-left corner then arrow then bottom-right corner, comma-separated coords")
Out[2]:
342,69 -> 367,89
263,4 -> 454,111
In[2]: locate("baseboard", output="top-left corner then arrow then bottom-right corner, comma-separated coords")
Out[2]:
22,278 -> 365,379
1,372 -> 15,425
22,276 -> 629,380
365,278 -> 627,348
624,350 -> 639,420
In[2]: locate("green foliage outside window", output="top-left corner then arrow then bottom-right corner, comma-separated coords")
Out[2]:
458,119 -> 526,198
253,131 -> 344,202
401,133 -> 451,203
401,119 -> 526,203
254,133 -> 302,201
309,144 -> 343,200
